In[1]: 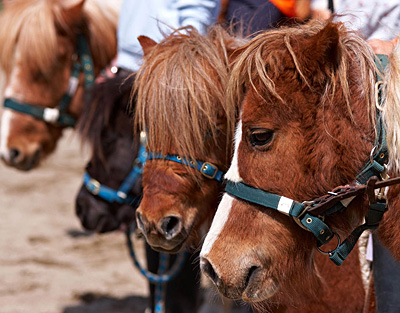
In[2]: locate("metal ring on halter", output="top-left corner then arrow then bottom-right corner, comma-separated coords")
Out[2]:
375,81 -> 384,111
370,146 -> 378,165
316,233 -> 341,255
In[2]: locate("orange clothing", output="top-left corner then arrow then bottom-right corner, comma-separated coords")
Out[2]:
269,0 -> 296,17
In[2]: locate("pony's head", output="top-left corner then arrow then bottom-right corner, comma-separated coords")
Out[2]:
200,21 -> 393,304
135,26 -> 241,252
0,0 -> 117,170
75,72 -> 140,233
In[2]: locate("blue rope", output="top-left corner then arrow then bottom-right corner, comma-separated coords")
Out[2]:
155,253 -> 169,313
125,228 -> 188,283
125,228 -> 188,313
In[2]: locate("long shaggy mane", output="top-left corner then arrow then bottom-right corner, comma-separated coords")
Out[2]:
135,25 -> 243,162
78,73 -> 134,159
0,0 -> 118,76
228,19 -> 400,174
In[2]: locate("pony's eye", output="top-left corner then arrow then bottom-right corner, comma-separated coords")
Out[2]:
249,128 -> 274,148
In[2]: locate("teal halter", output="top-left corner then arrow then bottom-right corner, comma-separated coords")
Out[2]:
148,153 -> 225,182
3,34 -> 95,127
225,55 -> 390,266
84,142 -> 147,205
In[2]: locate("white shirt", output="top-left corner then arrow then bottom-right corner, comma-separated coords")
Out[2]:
116,0 -> 220,72
311,0 -> 400,40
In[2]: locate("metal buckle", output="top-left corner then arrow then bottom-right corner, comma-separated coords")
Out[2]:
200,162 -> 218,179
117,191 -> 127,199
369,146 -> 378,165
375,81 -> 384,111
89,179 -> 101,195
67,76 -> 79,96
316,233 -> 341,256
43,108 -> 60,123
140,131 -> 147,145
293,202 -> 314,232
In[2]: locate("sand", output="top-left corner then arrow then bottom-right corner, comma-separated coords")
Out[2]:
0,130 -> 150,313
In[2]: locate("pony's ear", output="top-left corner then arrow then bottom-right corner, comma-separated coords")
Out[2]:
138,36 -> 157,55
297,22 -> 340,81
61,0 -> 85,28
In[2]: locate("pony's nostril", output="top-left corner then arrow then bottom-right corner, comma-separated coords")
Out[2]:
201,257 -> 220,286
244,266 -> 260,290
136,211 -> 146,233
9,148 -> 21,162
160,215 -> 182,239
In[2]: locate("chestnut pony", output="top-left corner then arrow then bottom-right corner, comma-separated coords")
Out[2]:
135,26 -> 241,253
0,0 -> 117,170
136,25 -> 367,312
200,20 -> 400,309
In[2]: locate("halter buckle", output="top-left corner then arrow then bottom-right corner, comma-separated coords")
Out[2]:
43,108 -> 60,123
369,146 -> 378,165
117,191 -> 127,199
140,131 -> 147,145
293,202 -> 314,232
375,81 -> 384,111
88,178 -> 101,195
200,162 -> 218,179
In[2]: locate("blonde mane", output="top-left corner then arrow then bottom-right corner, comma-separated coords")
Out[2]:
135,25 -> 242,161
0,0 -> 118,76
384,43 -> 400,174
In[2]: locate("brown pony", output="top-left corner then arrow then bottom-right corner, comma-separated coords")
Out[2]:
136,24 -> 368,313
0,0 -> 117,170
200,20 -> 400,309
135,25 -> 241,252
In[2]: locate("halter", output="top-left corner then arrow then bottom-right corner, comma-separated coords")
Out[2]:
84,139 -> 147,205
3,34 -> 95,127
225,54 -> 393,266
148,153 -> 225,182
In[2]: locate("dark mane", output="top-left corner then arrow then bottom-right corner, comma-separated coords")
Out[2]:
78,73 -> 135,157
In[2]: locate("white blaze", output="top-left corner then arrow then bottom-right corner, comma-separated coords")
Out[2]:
0,109 -> 13,161
224,120 -> 243,182
201,193 -> 234,257
201,119 -> 244,257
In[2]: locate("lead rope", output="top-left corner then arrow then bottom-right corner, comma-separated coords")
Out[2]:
125,228 -> 188,313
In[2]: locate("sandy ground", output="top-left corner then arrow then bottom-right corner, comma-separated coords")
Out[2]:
0,130 -> 150,313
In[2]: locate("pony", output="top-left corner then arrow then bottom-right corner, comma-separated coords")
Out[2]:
135,24 -> 368,312
200,19 -> 400,309
134,25 -> 241,253
75,71 -> 202,313
0,0 -> 117,170
75,71 -> 139,232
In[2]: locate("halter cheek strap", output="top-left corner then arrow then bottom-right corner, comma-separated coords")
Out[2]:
84,143 -> 147,205
3,34 -> 95,127
225,181 -> 335,247
147,153 -> 224,182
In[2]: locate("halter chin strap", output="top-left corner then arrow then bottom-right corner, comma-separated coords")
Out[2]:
3,34 -> 95,127
147,153 -> 225,182
84,141 -> 147,205
226,54 -> 392,266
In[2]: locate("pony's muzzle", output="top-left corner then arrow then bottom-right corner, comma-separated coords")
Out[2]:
201,255 -> 266,301
136,210 -> 183,240
1,146 -> 41,171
